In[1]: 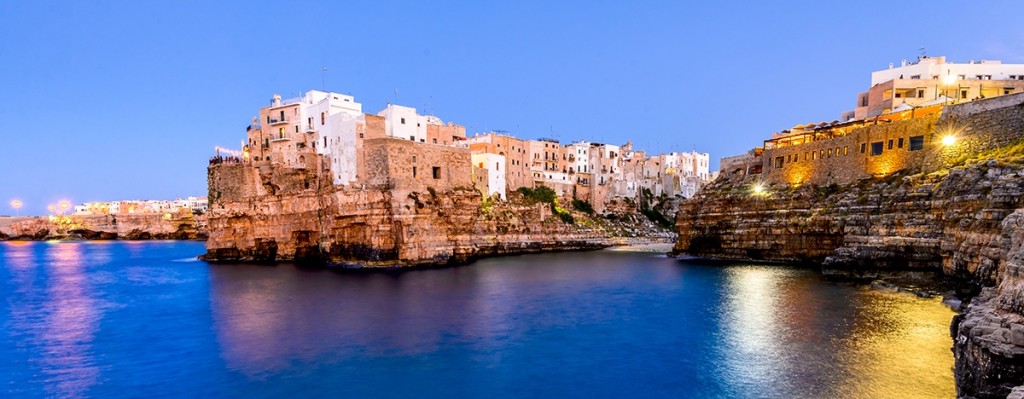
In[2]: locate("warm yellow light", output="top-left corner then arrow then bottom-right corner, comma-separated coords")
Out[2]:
47,204 -> 56,213
942,135 -> 957,146
9,200 -> 22,209
942,75 -> 957,86
752,183 -> 766,195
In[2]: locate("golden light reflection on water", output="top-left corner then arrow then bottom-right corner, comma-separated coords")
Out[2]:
719,266 -> 955,399
832,289 -> 956,399
39,243 -> 101,398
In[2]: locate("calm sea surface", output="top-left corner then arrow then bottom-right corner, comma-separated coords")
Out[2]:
1,241 -> 955,398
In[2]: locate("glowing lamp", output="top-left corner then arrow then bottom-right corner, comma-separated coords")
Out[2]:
752,183 -> 766,195
942,74 -> 957,86
941,135 -> 957,146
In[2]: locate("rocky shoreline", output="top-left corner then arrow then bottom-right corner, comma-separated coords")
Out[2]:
672,94 -> 1024,397
0,213 -> 207,241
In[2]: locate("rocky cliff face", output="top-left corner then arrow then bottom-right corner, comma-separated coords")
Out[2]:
0,212 -> 206,241
203,162 -> 673,267
674,95 -> 1024,397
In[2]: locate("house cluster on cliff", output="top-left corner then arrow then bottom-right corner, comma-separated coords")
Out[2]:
72,197 -> 208,216
234,89 -> 710,213
720,56 -> 1024,186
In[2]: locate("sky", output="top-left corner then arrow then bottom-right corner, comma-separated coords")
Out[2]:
2,0 -> 1023,215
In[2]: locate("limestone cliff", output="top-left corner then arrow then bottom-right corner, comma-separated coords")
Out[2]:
203,161 -> 673,267
673,94 -> 1024,397
0,212 -> 206,241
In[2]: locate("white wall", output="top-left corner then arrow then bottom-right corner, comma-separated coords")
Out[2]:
472,153 -> 506,199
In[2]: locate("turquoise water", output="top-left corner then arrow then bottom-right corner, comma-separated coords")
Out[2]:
1,241 -> 955,398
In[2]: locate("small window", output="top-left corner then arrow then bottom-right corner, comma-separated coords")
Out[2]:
1005,88 -> 1014,95
961,89 -> 968,99
898,138 -> 904,148
870,142 -> 884,156
774,156 -> 784,169
412,166 -> 417,177
843,146 -> 848,156
432,167 -> 441,179
828,148 -> 833,158
917,89 -> 925,98
861,143 -> 866,154
888,140 -> 894,150
321,112 -> 325,125
909,136 -> 924,151
410,135 -> 415,141
820,149 -> 825,159
910,75 -> 920,79
401,117 -> 406,124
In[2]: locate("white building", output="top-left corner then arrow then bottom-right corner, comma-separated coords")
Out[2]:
471,153 -> 507,200
377,104 -> 427,143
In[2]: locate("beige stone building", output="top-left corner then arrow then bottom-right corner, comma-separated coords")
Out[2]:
843,56 -> 1024,120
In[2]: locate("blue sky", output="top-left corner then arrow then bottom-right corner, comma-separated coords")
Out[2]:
2,1 -> 1022,215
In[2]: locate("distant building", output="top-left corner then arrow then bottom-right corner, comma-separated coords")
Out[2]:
74,197 -> 208,216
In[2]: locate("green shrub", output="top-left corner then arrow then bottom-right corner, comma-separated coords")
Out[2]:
517,186 -> 557,204
571,199 -> 594,215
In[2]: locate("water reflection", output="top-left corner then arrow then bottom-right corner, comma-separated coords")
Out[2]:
3,243 -> 103,398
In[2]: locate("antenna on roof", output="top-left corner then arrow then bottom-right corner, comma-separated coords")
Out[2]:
919,47 -> 927,58
321,67 -> 327,90
394,88 -> 399,105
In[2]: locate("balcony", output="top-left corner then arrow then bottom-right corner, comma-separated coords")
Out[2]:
270,137 -> 291,143
268,118 -> 289,126
305,124 -> 316,133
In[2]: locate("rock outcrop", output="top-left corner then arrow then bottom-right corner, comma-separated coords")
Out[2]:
0,212 -> 206,241
203,162 -> 674,267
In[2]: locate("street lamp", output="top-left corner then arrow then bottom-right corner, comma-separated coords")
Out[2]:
942,135 -> 957,146
47,204 -> 56,214
9,200 -> 22,216
942,74 -> 958,104
58,200 -> 70,215
752,183 -> 766,196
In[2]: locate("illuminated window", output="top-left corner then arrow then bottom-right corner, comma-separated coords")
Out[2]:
961,89 -> 968,99
870,142 -> 884,156
828,149 -> 833,158
843,146 -> 848,156
909,136 -> 924,151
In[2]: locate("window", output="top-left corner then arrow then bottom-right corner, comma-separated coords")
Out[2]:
843,146 -> 848,156
412,166 -> 417,177
898,138 -> 904,148
828,148 -> 833,158
1005,88 -> 1014,95
410,135 -> 415,141
432,138 -> 437,144
280,110 -> 285,121
910,75 -> 921,79
774,156 -> 784,169
321,113 -> 325,125
496,162 -> 500,171
413,156 -> 417,163
401,117 -> 406,124
961,89 -> 968,99
860,96 -> 868,107
870,142 -> 884,156
432,167 -> 441,179
917,88 -> 925,98
909,136 -> 924,151
294,125 -> 299,133
819,149 -> 825,159
888,140 -> 894,150
861,143 -> 867,154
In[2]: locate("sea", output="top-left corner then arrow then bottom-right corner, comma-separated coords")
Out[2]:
0,240 -> 955,398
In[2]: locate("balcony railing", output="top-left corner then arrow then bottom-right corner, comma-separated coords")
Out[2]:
268,118 -> 289,125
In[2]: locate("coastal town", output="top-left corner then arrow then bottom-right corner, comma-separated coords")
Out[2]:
224,90 -> 712,214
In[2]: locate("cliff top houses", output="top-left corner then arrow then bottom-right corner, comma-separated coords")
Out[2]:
721,56 -> 1024,187
227,89 -> 711,213
73,197 -> 208,216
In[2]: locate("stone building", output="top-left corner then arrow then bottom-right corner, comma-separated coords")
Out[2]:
843,56 -> 1024,120
466,132 -> 533,192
